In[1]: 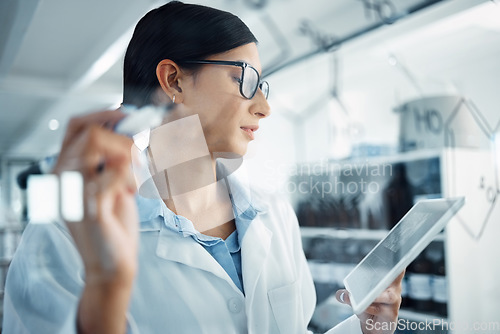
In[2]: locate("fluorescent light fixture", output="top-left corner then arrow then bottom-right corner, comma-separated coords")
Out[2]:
74,27 -> 134,90
495,132 -> 500,191
48,118 -> 59,131
60,171 -> 84,222
371,1 -> 500,57
27,174 -> 59,223
328,97 -> 352,160
387,54 -> 398,66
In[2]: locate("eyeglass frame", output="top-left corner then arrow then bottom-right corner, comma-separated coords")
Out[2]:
177,60 -> 269,100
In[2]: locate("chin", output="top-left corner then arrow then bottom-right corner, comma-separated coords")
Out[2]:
236,142 -> 250,156
208,135 -> 249,157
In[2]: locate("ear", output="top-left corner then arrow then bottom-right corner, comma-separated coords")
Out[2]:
156,59 -> 185,103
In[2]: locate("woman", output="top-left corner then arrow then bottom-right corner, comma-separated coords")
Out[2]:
3,2 -> 403,333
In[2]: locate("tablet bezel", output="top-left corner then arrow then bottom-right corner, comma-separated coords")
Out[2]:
343,197 -> 465,315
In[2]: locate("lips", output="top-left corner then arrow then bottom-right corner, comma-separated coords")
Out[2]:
240,125 -> 258,140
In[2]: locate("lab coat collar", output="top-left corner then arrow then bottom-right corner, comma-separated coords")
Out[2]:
241,214 -> 273,300
154,209 -> 273,298
134,155 -> 274,294
155,223 -> 243,292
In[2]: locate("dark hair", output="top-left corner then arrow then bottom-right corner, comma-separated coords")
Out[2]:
123,1 -> 258,107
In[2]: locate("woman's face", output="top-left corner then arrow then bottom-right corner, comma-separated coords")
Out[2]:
167,43 -> 271,156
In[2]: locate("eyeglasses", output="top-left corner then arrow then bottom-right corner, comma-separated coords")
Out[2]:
178,60 -> 269,100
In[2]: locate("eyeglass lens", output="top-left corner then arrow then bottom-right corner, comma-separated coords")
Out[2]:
260,81 -> 269,99
242,66 -> 269,99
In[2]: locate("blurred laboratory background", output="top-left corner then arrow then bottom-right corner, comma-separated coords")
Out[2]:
1,0 -> 499,333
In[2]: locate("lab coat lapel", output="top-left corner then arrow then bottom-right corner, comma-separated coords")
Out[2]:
155,224 -> 239,291
241,214 -> 273,299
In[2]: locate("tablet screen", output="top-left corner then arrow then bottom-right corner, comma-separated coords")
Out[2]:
343,197 -> 465,314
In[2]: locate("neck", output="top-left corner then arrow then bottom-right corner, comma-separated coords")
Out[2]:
162,156 -> 236,239
146,114 -> 237,239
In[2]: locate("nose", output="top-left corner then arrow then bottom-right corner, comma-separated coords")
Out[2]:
251,89 -> 271,118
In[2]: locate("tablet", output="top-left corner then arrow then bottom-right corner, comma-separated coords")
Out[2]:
343,197 -> 465,314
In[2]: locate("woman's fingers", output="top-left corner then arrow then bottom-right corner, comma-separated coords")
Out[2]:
54,109 -> 127,174
335,271 -> 405,333
371,288 -> 401,305
53,109 -> 140,288
390,269 -> 406,288
336,289 -> 401,317
92,165 -> 137,227
336,269 -> 405,316
335,289 -> 351,306
363,300 -> 400,317
56,124 -> 135,177
64,109 -> 125,144
358,271 -> 405,329
82,126 -> 134,174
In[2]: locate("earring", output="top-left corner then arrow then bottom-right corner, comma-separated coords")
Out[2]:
172,94 -> 176,104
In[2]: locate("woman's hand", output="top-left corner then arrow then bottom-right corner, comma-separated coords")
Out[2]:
336,270 -> 405,334
53,109 -> 139,333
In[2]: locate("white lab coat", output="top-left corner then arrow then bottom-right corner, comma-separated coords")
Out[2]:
3,192 -> 362,333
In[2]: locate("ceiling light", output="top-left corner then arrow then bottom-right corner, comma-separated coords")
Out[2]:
388,54 -> 398,66
48,119 -> 59,131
